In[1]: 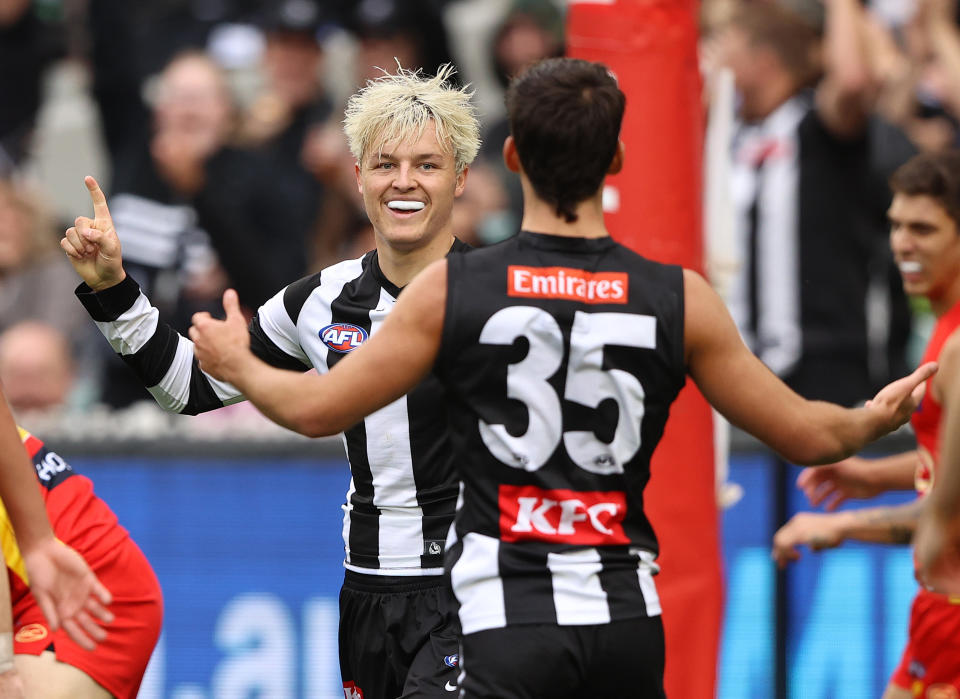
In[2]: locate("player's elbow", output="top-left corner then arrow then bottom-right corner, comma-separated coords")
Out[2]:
286,405 -> 349,439
780,440 -> 851,466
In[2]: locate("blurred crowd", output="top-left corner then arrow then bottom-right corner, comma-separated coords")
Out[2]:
0,0 -> 954,430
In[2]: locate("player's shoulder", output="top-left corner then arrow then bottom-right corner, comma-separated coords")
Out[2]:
275,252 -> 373,323
938,326 -> 960,370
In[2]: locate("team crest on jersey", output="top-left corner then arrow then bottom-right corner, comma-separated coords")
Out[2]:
14,623 -> 47,643
342,681 -> 364,699
443,654 -> 459,668
320,323 -> 368,353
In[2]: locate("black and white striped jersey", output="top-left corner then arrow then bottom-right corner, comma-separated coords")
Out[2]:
76,241 -> 470,576
435,231 -> 687,634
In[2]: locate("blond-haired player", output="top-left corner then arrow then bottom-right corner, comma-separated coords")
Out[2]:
64,64 -> 479,698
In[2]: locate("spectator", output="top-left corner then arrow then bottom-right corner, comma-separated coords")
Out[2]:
0,321 -> 76,416
479,0 -> 565,241
0,0 -> 64,174
716,0 -> 914,406
0,179 -> 90,344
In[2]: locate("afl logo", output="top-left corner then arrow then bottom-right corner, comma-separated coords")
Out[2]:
15,623 -> 47,643
320,323 -> 368,353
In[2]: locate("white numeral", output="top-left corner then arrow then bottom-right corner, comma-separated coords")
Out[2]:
478,307 -> 654,474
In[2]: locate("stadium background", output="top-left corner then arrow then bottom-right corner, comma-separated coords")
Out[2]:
2,0 -> 939,695
53,430 -> 914,699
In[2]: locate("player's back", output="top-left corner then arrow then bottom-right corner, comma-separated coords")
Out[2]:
437,230 -> 686,634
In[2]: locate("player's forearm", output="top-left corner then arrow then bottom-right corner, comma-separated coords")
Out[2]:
0,395 -> 53,551
780,401 -> 891,465
860,451 -> 920,492
223,356 -> 348,437
835,500 -> 923,545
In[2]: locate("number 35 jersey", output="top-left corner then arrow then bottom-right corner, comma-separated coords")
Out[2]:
436,231 -> 686,634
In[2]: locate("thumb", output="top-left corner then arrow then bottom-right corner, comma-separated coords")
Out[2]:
911,380 -> 928,406
222,289 -> 242,320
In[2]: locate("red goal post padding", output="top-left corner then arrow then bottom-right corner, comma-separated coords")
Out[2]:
567,2 -> 722,697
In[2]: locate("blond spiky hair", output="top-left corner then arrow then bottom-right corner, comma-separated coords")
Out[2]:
343,63 -> 481,173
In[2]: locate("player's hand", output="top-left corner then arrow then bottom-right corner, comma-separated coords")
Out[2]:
189,288 -> 252,383
914,508 -> 960,594
864,362 -> 938,436
796,457 -> 882,511
772,512 -> 849,568
60,176 -> 126,292
0,669 -> 25,699
22,539 -> 113,651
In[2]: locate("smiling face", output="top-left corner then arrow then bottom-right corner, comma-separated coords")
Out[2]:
355,121 -> 467,252
889,192 -> 960,312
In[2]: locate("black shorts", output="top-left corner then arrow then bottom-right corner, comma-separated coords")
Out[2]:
339,570 -> 460,699
458,616 -> 666,699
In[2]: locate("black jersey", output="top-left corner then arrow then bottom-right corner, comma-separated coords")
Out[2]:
77,241 -> 471,576
436,231 -> 686,634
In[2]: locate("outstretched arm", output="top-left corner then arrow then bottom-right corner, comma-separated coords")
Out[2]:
684,270 -> 935,464
190,259 -> 449,437
795,452 -> 919,511
772,499 -> 923,567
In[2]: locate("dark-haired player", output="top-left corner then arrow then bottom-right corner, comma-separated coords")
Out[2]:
774,149 -> 960,699
195,57 -> 930,697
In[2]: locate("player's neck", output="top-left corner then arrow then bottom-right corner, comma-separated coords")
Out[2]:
932,284 -> 960,318
519,187 -> 610,239
376,231 -> 456,288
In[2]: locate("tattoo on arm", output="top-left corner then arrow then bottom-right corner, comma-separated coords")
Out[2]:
850,500 -> 924,545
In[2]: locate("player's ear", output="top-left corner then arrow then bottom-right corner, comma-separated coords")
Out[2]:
355,162 -> 362,194
607,140 -> 625,175
503,136 -> 521,173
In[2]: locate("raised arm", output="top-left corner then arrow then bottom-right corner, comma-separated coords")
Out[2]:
62,176 -> 310,415
684,270 -> 934,464
816,0 -> 878,137
190,260 -> 449,437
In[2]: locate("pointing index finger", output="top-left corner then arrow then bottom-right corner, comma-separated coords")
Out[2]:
84,175 -> 112,221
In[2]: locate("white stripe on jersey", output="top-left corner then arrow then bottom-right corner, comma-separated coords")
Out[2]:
363,287 -> 427,568
257,287 -> 310,365
377,507 -> 426,570
365,397 -> 417,506
452,533 -> 507,634
296,257 -> 365,375
95,293 -> 159,355
637,550 -> 661,617
547,548 -> 610,626
148,336 -> 245,411
342,475 -> 356,566
444,482 -> 465,552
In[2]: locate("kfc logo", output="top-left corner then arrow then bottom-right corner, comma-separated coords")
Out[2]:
499,485 -> 629,545
507,266 -> 627,304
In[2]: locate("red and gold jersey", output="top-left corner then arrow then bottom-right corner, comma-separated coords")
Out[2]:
911,301 -> 960,495
4,427 -> 130,608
